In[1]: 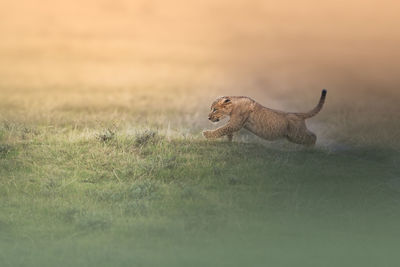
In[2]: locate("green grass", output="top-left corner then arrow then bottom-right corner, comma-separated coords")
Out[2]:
1,123 -> 400,266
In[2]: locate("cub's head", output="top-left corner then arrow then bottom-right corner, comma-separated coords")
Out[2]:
208,97 -> 233,122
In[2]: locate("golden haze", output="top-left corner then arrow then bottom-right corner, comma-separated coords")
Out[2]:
0,0 -> 399,146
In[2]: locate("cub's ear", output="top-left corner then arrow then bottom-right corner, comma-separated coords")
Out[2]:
223,98 -> 231,103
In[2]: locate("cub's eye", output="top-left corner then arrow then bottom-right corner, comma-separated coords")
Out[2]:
212,108 -> 217,112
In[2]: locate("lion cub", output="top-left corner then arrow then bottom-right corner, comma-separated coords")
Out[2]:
203,89 -> 327,146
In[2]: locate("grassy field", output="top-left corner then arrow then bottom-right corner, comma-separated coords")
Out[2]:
1,0 -> 400,266
1,86 -> 400,267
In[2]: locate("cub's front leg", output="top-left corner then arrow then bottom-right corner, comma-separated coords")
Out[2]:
202,130 -> 216,139
227,133 -> 233,142
203,118 -> 244,140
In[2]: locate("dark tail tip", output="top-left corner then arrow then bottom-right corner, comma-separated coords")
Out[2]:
322,89 -> 327,97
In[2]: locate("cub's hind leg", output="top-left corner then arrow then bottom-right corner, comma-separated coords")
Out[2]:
286,120 -> 316,146
287,129 -> 316,146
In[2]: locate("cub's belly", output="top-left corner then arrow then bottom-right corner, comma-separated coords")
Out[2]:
244,118 -> 288,140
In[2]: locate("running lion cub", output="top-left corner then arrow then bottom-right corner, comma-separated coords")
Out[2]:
203,89 -> 327,146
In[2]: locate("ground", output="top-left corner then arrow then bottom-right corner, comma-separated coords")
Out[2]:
1,87 -> 399,266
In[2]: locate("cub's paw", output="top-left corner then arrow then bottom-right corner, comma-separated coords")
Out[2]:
202,130 -> 214,139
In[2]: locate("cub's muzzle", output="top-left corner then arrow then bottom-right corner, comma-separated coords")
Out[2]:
208,116 -> 219,122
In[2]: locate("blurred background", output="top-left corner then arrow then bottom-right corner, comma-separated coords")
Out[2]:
1,0 -> 399,133
1,0 -> 399,89
1,0 -> 399,147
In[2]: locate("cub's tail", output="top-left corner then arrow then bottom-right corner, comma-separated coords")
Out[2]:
297,89 -> 327,119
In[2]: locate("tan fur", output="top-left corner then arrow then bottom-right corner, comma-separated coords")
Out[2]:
203,90 -> 327,146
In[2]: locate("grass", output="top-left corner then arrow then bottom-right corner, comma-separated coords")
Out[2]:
1,119 -> 400,266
